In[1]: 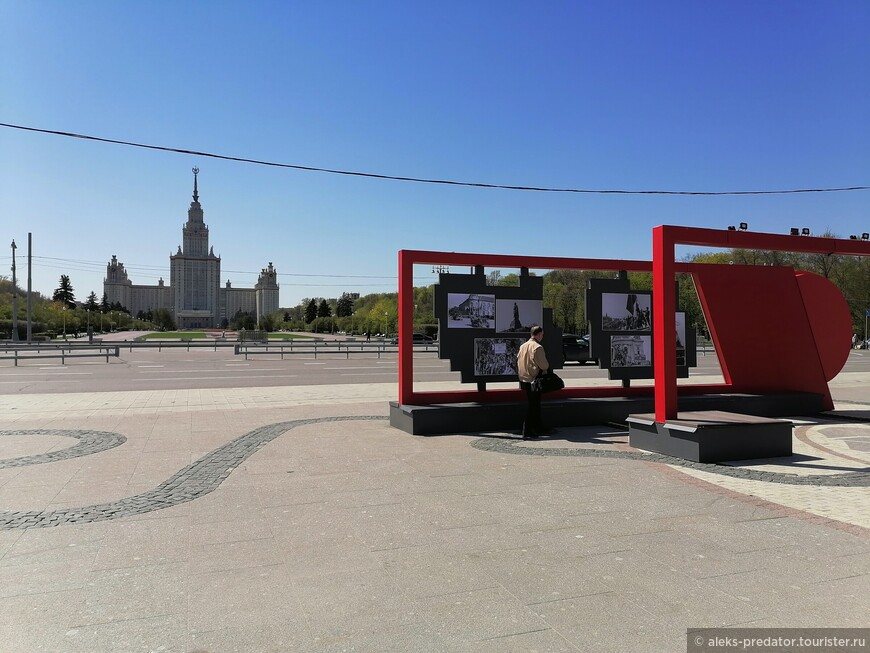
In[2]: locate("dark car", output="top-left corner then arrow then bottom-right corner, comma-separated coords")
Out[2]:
562,334 -> 596,364
389,333 -> 435,345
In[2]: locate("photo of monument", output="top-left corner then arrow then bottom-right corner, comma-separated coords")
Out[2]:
447,293 -> 495,328
602,292 -> 652,331
610,335 -> 652,367
473,338 -> 523,376
495,299 -> 543,333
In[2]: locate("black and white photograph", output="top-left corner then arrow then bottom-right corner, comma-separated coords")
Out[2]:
473,338 -> 523,376
601,292 -> 652,331
447,293 -> 495,328
676,311 -> 686,366
610,335 -> 652,367
495,299 -> 543,333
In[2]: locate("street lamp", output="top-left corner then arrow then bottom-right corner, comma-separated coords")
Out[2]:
62,305 -> 67,339
10,240 -> 18,342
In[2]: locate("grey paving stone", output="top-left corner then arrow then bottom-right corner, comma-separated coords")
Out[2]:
62,614 -> 187,653
415,586 -> 550,645
187,564 -> 302,633
189,622 -> 314,653
294,568 -> 426,640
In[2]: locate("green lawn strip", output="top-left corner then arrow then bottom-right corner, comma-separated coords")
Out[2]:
138,331 -> 314,340
139,332 -> 211,339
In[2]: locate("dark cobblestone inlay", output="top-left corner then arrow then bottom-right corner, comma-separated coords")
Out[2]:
0,416 -> 384,530
0,429 -> 126,468
470,436 -> 870,487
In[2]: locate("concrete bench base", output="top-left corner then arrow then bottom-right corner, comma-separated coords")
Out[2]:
389,392 -> 821,437
627,410 -> 793,463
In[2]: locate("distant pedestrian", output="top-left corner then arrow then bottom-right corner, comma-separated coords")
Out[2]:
366,331 -> 371,342
852,333 -> 858,349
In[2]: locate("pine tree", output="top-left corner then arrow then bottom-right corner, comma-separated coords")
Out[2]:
317,299 -> 332,318
304,298 -> 317,324
85,292 -> 99,311
336,292 -> 354,317
52,275 -> 76,308
100,292 -> 109,313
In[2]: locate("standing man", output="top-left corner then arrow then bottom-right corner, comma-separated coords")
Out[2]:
517,325 -> 552,439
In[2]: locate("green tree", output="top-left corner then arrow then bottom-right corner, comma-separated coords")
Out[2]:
336,293 -> 354,317
230,309 -> 256,330
100,292 -> 109,313
259,313 -> 275,331
304,298 -> 317,324
153,308 -> 176,331
317,298 -> 332,318
85,292 -> 99,312
52,275 -> 76,308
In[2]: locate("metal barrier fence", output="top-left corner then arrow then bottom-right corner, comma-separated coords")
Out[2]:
0,338 -> 439,360
234,340 -> 438,360
0,345 -> 120,366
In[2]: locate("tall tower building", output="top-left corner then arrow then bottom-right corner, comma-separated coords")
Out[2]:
170,168 -> 222,328
255,262 -> 280,324
104,168 -> 277,328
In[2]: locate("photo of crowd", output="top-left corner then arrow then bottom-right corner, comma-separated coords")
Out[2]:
473,338 -> 523,376
602,293 -> 652,331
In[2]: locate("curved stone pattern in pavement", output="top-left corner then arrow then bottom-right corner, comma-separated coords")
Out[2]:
0,416 -> 383,530
471,436 -> 870,487
0,429 -> 126,469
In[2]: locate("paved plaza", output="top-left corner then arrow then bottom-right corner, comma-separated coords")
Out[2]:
1,353 -> 869,652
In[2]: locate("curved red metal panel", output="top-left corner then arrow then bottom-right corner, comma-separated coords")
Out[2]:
795,271 -> 852,381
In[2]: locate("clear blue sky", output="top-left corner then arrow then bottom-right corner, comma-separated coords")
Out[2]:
1,1 -> 868,307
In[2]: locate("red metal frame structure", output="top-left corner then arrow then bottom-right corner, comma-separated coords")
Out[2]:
652,226 -> 870,422
398,250 -> 703,406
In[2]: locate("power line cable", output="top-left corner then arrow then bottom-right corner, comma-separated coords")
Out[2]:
30,256 -> 396,278
2,122 -> 867,196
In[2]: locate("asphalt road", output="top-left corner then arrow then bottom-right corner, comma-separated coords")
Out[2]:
1,343 -> 868,396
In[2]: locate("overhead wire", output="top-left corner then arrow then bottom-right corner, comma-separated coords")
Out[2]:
2,122 -> 867,196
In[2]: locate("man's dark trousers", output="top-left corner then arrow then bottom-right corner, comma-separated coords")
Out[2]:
520,381 -> 542,436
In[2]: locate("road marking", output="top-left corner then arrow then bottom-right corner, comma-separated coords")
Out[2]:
0,372 -> 94,376
0,379 -> 86,384
225,363 -> 249,367
324,367 -> 385,370
137,365 -> 164,368
131,375 -> 298,381
303,362 -> 326,365
138,369 -> 225,373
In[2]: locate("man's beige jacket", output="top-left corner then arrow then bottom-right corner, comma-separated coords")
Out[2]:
517,338 -> 549,383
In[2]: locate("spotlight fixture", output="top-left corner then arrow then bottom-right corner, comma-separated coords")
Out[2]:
863,233 -> 869,241
727,225 -> 737,231
739,222 -> 748,231
801,228 -> 811,236
790,228 -> 800,236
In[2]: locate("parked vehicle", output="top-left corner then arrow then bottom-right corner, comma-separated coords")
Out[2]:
562,334 -> 596,365
389,333 -> 436,345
